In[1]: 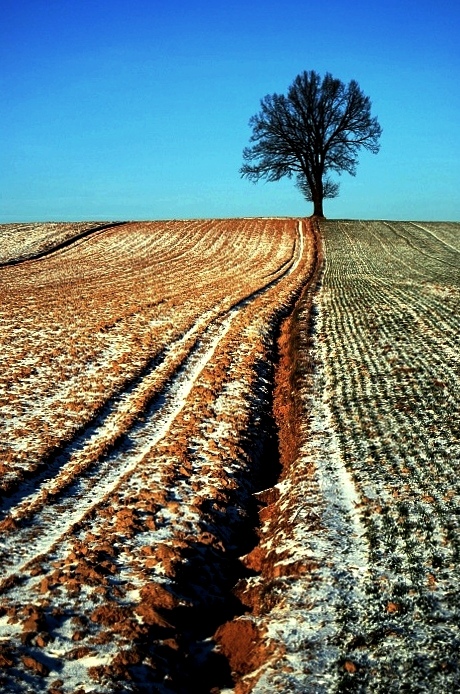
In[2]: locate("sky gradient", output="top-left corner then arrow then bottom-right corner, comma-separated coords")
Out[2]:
1,0 -> 459,221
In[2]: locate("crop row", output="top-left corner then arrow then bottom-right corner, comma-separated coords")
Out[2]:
221,219 -> 459,693
0,218 -> 315,693
0,219 -> 296,500
317,220 -> 460,691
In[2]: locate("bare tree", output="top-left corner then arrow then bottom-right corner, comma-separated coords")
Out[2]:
241,70 -> 382,217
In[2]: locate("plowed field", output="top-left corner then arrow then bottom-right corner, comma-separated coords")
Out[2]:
0,218 -> 458,693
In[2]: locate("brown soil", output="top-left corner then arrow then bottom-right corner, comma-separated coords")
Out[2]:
0,217 -> 320,693
213,217 -> 324,689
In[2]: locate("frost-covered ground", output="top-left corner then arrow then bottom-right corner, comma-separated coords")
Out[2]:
0,222 -> 119,265
224,220 -> 460,693
0,218 -> 458,693
0,219 -> 295,498
0,218 -> 313,693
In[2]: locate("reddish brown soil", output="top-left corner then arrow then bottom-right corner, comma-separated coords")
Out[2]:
0,217 -> 320,693
212,217 -> 324,689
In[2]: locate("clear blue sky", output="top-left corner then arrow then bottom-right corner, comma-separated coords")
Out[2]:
1,0 -> 459,221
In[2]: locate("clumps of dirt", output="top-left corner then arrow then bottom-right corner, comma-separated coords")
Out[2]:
0,218 -> 315,693
211,218 -> 323,690
139,541 -> 185,577
20,604 -> 46,633
135,583 -> 179,629
137,582 -> 179,614
214,619 -> 280,688
21,654 -> 49,676
0,516 -> 18,535
36,542 -> 119,597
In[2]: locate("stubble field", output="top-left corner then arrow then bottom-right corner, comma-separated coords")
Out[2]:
0,217 -> 458,693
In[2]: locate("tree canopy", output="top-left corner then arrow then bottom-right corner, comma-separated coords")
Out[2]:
241,70 -> 382,217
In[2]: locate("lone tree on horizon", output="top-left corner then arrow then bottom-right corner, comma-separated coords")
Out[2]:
240,70 -> 382,217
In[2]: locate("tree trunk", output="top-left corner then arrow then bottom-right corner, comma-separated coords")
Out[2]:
312,193 -> 324,217
312,172 -> 325,217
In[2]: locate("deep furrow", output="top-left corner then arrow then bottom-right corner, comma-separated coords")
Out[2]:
0,225 -> 301,522
0,221 -> 304,585
0,222 -> 127,268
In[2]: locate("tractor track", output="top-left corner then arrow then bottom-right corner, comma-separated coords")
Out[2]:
0,222 -> 128,268
0,221 -> 305,589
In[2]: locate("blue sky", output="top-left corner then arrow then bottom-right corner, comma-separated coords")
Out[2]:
1,0 -> 459,221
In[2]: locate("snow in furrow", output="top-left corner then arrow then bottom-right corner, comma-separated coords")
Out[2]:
250,251 -> 370,693
0,313 -> 235,580
0,221 -> 304,583
0,301 -> 226,522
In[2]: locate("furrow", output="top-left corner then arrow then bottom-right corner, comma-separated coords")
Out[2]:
0,221 -> 304,587
0,222 -> 127,267
0,302 -> 226,522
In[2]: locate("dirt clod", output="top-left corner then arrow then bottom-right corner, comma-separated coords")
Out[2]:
214,619 -> 274,676
21,655 -> 49,676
